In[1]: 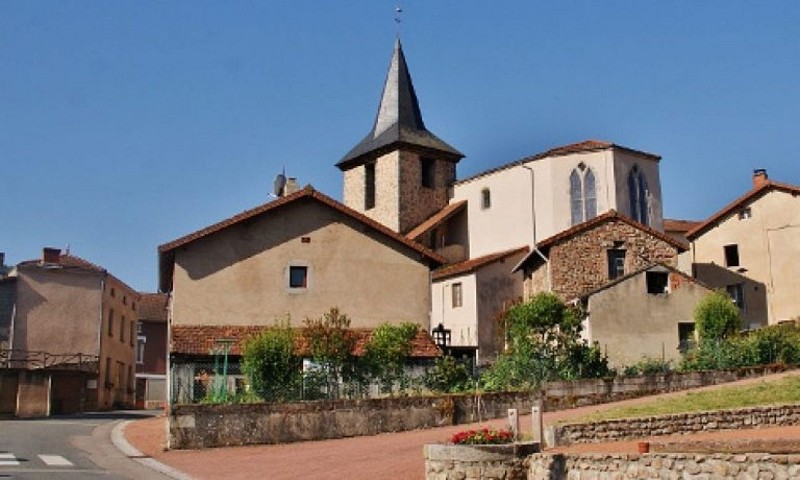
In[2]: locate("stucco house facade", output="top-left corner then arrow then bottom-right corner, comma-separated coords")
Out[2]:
1,248 -> 138,416
687,170 -> 800,328
577,264 -> 713,367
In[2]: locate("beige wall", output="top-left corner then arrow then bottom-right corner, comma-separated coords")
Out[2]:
691,189 -> 800,325
13,266 -> 137,410
585,269 -> 711,367
474,251 -> 526,363
452,148 -> 664,260
171,198 -> 433,330
431,274 -> 478,348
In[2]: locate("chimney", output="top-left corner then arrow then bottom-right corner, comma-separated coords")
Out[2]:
753,169 -> 768,188
284,177 -> 300,196
42,247 -> 61,264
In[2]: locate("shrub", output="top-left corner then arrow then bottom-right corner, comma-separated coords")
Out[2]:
424,355 -> 474,393
241,319 -> 302,402
364,322 -> 419,394
695,290 -> 741,341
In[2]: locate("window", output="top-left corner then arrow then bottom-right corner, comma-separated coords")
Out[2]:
481,188 -> 491,209
136,337 -> 146,364
137,321 -> 143,335
120,316 -> 125,342
607,249 -> 626,280
569,166 -> 597,226
726,283 -> 745,309
110,287 -> 115,298
646,271 -> 669,294
678,322 -> 695,353
105,357 -> 111,385
628,165 -> 649,225
724,244 -> 740,267
365,163 -> 375,210
107,309 -> 114,337
738,208 -> 752,220
289,266 -> 308,289
122,295 -> 127,306
130,322 -> 135,346
452,282 -> 463,308
421,157 -> 435,188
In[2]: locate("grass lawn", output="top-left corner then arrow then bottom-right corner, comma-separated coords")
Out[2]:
562,375 -> 800,425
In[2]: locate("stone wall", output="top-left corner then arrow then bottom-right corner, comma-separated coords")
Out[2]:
169,391 -> 535,449
545,217 -> 680,301
527,453 -> 800,479
550,403 -> 800,446
424,443 -> 539,480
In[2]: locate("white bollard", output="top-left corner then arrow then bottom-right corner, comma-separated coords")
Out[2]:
507,408 -> 519,441
532,400 -> 543,444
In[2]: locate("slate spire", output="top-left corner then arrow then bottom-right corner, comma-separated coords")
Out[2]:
337,39 -> 463,170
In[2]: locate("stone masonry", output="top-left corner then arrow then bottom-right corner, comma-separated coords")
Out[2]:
531,217 -> 681,301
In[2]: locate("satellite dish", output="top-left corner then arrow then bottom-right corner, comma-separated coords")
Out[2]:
273,172 -> 287,197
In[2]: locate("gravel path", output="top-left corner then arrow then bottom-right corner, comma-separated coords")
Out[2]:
125,370 -> 800,480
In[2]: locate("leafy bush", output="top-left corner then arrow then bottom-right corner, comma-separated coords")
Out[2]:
681,323 -> 800,371
303,307 -> 361,399
241,319 -> 302,402
364,322 -> 419,394
695,290 -> 741,341
424,355 -> 474,393
451,427 -> 514,445
622,358 -> 674,377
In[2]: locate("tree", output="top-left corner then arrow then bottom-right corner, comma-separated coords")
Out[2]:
364,322 -> 419,394
481,292 -> 610,391
694,290 -> 741,342
303,307 -> 360,399
241,319 -> 301,402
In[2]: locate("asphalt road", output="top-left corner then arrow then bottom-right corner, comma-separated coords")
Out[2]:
0,411 -> 172,480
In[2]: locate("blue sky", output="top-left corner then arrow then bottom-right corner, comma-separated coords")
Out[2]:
2,2 -> 799,292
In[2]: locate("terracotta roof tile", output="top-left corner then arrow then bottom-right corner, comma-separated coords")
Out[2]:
457,139 -> 660,186
406,201 -> 467,241
138,292 -> 168,322
686,180 -> 800,240
663,218 -> 702,234
171,325 -> 442,358
158,186 -> 446,292
432,246 -> 529,281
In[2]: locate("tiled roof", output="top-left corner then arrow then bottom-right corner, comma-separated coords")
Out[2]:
663,218 -> 702,234
171,325 -> 442,358
686,180 -> 800,240
406,201 -> 467,241
512,211 -> 688,272
17,252 -> 138,295
431,246 -> 529,281
457,139 -> 660,186
138,292 -> 168,322
158,186 -> 446,292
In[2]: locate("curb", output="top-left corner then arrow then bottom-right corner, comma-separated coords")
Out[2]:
111,420 -> 193,480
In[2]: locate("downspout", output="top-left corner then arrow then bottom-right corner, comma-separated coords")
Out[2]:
521,164 -> 551,291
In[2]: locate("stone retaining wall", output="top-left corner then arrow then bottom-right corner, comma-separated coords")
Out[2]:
169,391 -> 534,449
550,404 -> 800,446
424,443 -> 539,480
527,453 -> 800,479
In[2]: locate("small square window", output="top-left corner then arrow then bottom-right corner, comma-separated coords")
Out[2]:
289,266 -> 308,289
607,249 -> 626,280
724,244 -> 740,267
646,271 -> 669,294
726,283 -> 745,309
738,208 -> 752,220
452,282 -> 463,308
678,322 -> 695,353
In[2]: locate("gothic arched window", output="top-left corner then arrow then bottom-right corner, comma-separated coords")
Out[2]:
569,165 -> 598,226
628,165 -> 649,224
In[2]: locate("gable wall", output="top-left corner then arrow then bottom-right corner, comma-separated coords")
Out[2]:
691,189 -> 800,324
529,219 -> 680,301
170,199 -> 432,331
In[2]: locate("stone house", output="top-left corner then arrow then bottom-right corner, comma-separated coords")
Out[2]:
687,170 -> 800,328
135,292 -> 168,409
1,248 -> 138,417
512,211 -> 688,302
576,264 -> 713,367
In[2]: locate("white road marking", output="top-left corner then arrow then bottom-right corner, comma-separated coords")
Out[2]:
38,454 -> 73,466
0,452 -> 20,466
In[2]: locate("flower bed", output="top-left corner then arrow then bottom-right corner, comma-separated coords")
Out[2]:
450,427 -> 514,445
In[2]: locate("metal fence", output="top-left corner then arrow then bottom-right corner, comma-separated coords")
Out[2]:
0,349 -> 99,373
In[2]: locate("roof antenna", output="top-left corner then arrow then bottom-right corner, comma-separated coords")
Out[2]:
394,5 -> 403,38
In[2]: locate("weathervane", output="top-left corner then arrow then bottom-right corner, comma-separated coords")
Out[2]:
394,5 -> 403,36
